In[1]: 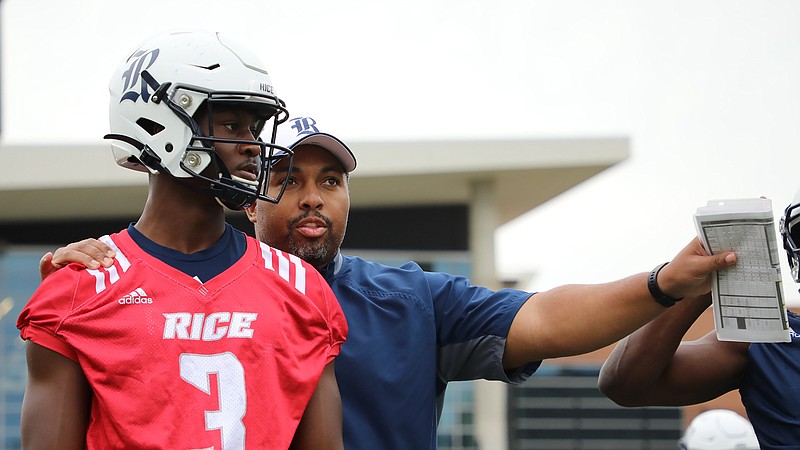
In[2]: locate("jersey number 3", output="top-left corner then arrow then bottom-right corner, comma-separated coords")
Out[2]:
180,352 -> 246,449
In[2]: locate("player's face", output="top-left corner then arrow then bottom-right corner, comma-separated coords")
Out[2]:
247,145 -> 350,269
197,105 -> 263,183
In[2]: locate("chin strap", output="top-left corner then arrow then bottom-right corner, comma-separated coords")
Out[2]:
104,133 -> 144,150
104,133 -> 170,175
208,177 -> 257,210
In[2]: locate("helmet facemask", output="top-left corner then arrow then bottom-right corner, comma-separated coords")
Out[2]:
173,88 -> 293,209
781,201 -> 800,283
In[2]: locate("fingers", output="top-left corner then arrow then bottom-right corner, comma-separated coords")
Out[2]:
39,252 -> 59,282
51,239 -> 115,270
678,238 -> 736,270
40,252 -> 53,269
658,238 -> 737,299
685,236 -> 710,257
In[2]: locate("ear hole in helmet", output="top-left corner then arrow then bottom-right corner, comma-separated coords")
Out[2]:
136,117 -> 165,136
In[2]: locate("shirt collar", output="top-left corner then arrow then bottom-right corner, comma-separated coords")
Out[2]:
319,252 -> 343,279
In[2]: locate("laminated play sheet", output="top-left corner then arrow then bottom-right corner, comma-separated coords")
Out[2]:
694,198 -> 790,343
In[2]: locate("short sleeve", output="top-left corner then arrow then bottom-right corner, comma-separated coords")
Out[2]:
17,264 -> 88,361
427,269 -> 539,382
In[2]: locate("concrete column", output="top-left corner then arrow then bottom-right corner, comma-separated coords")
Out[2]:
468,179 -> 499,290
468,179 -> 507,450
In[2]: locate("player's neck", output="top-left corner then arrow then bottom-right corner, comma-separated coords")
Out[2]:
136,182 -> 228,254
133,213 -> 227,255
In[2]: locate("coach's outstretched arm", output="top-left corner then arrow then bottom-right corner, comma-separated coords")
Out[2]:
502,237 -> 736,369
41,237 -> 736,373
597,292 -> 749,407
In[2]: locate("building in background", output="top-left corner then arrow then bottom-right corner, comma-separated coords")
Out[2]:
0,251 -> 37,449
0,137 -> 722,449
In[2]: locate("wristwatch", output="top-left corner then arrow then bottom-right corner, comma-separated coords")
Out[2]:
647,262 -> 683,307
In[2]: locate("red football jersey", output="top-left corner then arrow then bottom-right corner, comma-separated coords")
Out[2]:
18,230 -> 347,449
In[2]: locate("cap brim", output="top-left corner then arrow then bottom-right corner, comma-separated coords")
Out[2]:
290,133 -> 357,173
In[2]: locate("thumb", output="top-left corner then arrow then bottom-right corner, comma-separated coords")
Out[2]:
711,251 -> 737,270
39,252 -> 61,282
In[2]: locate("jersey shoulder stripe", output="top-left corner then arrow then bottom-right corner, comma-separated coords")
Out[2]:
86,234 -> 132,294
258,241 -> 306,294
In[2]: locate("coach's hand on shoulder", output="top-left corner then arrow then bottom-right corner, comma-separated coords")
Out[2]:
40,238 -> 116,281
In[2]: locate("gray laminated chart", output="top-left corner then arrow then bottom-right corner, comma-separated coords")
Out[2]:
695,198 -> 790,342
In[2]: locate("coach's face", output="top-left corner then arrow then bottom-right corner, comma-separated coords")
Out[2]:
246,144 -> 350,270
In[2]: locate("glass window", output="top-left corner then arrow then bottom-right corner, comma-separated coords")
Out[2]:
0,247 -> 49,450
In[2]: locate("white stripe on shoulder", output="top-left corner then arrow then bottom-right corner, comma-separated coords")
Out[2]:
257,242 -> 306,294
277,250 -> 290,281
289,254 -> 306,294
86,235 -> 131,294
259,242 -> 273,270
86,268 -> 106,294
99,235 -> 130,272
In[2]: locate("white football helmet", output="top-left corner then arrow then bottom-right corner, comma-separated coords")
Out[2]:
679,409 -> 760,450
781,187 -> 800,282
106,30 -> 292,209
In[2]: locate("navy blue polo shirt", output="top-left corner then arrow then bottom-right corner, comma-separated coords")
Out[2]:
319,253 -> 539,450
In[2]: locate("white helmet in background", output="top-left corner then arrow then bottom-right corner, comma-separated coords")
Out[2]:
679,409 -> 760,450
106,30 -> 292,209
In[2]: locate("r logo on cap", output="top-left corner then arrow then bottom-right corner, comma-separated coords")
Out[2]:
290,117 -> 320,137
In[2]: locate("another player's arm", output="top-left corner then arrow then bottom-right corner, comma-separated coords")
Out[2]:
21,342 -> 91,450
598,293 -> 749,406
502,237 -> 736,368
40,238 -> 116,281
289,362 -> 344,450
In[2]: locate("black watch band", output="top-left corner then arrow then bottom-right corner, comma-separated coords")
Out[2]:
647,262 -> 683,307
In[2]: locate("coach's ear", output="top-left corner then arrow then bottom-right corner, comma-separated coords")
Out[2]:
245,203 -> 257,224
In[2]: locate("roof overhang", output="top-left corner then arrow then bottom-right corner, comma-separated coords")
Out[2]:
0,137 -> 628,225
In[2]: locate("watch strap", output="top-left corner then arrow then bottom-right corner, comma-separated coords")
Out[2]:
647,262 -> 683,307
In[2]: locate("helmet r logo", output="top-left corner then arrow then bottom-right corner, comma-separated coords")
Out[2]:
119,48 -> 160,104
289,117 -> 319,137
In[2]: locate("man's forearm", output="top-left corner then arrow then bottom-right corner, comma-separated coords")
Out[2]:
597,295 -> 710,405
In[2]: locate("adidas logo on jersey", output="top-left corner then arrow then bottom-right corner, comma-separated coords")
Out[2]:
118,288 -> 153,305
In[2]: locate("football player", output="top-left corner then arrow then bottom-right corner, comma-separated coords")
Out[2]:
18,31 -> 347,450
